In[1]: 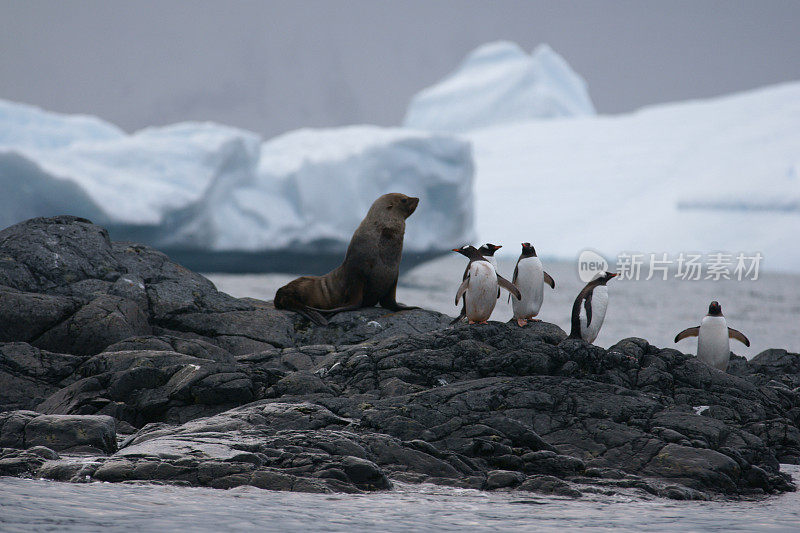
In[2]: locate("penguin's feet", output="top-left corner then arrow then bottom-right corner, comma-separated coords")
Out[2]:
516,318 -> 528,327
468,320 -> 476,325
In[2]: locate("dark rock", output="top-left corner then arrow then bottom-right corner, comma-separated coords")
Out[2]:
27,446 -> 59,460
0,412 -> 117,454
644,444 -> 741,492
518,475 -> 582,497
105,335 -> 235,364
0,448 -> 48,476
0,410 -> 39,447
1,215 -> 798,499
267,371 -> 334,397
0,343 -> 83,411
36,349 -> 256,426
485,469 -> 525,489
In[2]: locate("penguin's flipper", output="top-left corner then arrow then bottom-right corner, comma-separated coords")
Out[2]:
728,327 -> 751,347
508,262 -> 519,303
497,275 -> 521,300
674,326 -> 700,343
455,276 -> 470,305
544,272 -> 556,289
583,296 -> 593,327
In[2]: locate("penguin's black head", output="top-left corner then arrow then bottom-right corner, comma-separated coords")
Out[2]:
708,301 -> 723,316
595,271 -> 618,285
478,243 -> 502,256
521,242 -> 537,257
452,245 -> 481,260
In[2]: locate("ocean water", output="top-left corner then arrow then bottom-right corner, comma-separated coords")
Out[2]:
207,255 -> 800,357
1,468 -> 799,532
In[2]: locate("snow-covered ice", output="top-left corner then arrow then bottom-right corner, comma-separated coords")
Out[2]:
162,126 -> 475,251
404,41 -> 595,133
465,82 -> 800,272
8,122 -> 262,226
0,99 -> 124,150
0,99 -> 475,252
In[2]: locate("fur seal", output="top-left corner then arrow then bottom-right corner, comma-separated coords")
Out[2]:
569,271 -> 617,343
674,301 -> 750,371
274,193 -> 419,325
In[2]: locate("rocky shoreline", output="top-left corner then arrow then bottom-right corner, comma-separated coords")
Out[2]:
1,216 -> 799,500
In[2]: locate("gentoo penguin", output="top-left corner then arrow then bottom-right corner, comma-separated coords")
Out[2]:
450,243 -> 502,324
478,243 -> 502,298
674,301 -> 750,371
510,243 -> 555,327
453,245 -> 521,324
477,243 -> 502,270
569,271 -> 617,343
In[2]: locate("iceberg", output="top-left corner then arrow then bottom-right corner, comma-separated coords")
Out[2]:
464,82 -> 800,272
0,99 -> 124,150
0,99 -> 475,258
404,41 -> 595,133
162,126 -> 475,252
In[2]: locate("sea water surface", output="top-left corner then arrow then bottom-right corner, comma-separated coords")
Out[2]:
2,468 -> 800,532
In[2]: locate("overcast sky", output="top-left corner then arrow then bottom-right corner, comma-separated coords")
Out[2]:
1,1 -> 798,137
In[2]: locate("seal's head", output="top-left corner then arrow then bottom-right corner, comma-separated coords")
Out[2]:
373,193 -> 419,219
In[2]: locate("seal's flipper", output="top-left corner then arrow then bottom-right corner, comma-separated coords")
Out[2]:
287,306 -> 328,326
381,300 -> 419,312
379,285 -> 419,312
311,304 -> 363,316
674,326 -> 700,343
497,275 -> 521,300
728,327 -> 750,347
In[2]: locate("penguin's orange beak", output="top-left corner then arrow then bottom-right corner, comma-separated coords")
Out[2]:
494,245 -> 502,250
452,248 -> 460,253
609,273 -> 618,278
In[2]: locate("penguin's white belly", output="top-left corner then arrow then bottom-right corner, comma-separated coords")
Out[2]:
465,262 -> 498,322
512,258 -> 544,318
579,286 -> 608,344
697,316 -> 731,370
